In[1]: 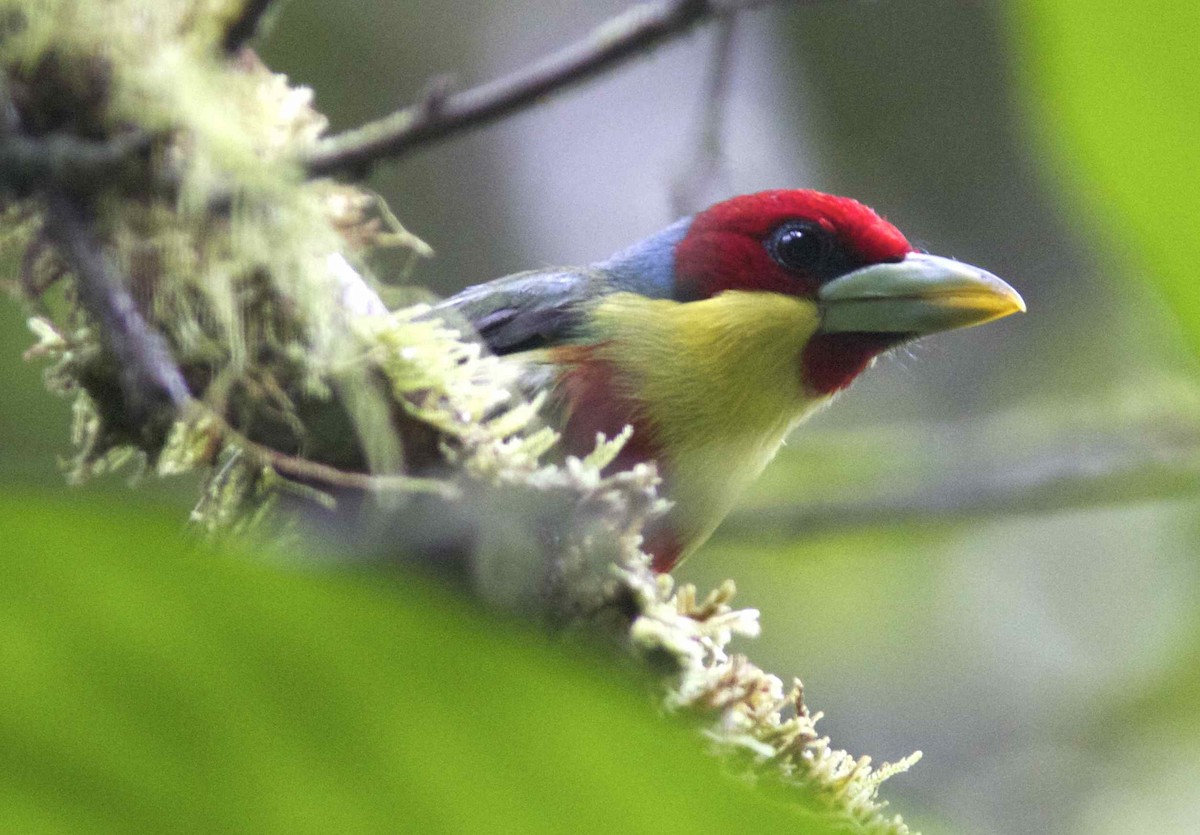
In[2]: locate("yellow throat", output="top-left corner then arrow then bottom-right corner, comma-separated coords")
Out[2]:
588,290 -> 835,556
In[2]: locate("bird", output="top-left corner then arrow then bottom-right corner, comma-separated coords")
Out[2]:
436,189 -> 1025,571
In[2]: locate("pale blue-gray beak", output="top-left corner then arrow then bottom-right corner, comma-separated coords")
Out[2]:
818,252 -> 1025,335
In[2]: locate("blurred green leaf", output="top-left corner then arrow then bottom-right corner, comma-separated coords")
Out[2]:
0,492 -> 851,833
1010,9 -> 1200,804
1011,0 -> 1200,350
0,301 -> 72,485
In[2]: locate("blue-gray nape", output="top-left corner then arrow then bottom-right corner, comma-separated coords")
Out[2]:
594,216 -> 693,300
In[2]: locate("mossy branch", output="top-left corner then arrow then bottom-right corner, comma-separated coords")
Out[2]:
0,2 -> 918,832
42,190 -> 190,418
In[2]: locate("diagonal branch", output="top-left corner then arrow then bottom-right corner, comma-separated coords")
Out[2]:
304,0 -> 796,179
670,12 -> 738,215
42,191 -> 192,421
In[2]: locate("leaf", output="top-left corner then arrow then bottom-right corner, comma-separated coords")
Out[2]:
1009,0 -> 1200,351
0,492 -> 846,833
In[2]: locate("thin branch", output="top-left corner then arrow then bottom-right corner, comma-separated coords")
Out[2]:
205,410 -> 459,499
304,0 -> 793,179
221,0 -> 280,55
719,447 -> 1200,541
42,191 -> 192,420
0,74 -> 154,194
0,131 -> 154,197
670,13 -> 738,216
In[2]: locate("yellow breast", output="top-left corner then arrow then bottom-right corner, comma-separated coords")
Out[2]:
588,290 -> 834,555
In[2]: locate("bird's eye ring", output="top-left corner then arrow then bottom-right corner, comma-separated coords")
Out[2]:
767,221 -> 833,275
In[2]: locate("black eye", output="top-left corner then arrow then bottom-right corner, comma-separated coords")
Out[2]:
768,221 -> 833,274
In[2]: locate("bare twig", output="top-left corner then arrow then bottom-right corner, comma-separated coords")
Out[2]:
670,13 -> 738,215
720,448 -> 1200,541
304,0 -> 793,179
206,410 -> 459,498
42,191 -> 192,420
221,0 -> 280,55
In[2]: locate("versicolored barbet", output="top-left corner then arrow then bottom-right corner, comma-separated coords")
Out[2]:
438,190 -> 1025,571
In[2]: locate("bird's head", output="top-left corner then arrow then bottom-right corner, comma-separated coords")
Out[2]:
666,189 -> 1026,393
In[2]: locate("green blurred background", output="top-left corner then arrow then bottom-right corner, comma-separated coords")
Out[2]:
3,1 -> 1197,832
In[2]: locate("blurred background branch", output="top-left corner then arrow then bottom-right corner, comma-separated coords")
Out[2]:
304,0 -> 798,178
727,438 -> 1200,540
670,13 -> 737,215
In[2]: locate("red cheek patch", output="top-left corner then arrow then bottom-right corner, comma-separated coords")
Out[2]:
801,332 -> 903,395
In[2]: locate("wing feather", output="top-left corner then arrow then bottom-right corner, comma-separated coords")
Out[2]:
432,268 -> 607,355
